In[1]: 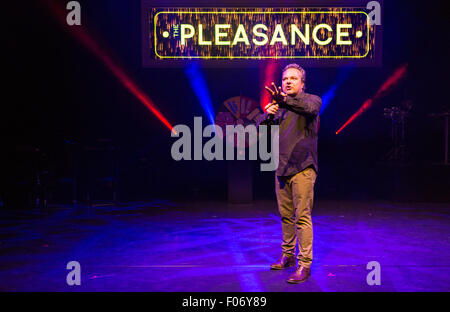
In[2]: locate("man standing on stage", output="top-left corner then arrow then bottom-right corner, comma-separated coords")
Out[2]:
259,63 -> 321,283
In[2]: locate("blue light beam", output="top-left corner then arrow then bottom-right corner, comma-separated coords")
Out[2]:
320,65 -> 355,116
185,62 -> 216,126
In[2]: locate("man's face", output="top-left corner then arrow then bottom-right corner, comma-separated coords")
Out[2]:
282,68 -> 304,96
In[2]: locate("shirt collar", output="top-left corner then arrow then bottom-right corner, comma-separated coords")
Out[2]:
288,91 -> 307,101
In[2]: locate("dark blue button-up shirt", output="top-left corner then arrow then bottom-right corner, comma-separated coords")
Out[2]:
257,91 -> 322,177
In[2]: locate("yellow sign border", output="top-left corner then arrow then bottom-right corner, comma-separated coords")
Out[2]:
153,11 -> 371,59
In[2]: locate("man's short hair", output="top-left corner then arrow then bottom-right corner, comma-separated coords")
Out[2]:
282,63 -> 306,84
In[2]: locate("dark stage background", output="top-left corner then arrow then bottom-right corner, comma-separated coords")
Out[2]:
3,0 -> 449,209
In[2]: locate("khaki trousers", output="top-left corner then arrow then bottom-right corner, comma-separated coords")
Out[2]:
275,167 -> 317,268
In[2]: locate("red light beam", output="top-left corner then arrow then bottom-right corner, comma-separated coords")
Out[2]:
260,60 -> 278,111
336,63 -> 408,135
44,1 -> 176,134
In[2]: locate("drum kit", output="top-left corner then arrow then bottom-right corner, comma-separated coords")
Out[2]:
383,99 -> 449,165
383,99 -> 413,162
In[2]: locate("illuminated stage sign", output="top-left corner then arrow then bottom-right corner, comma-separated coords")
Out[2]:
142,6 -> 381,66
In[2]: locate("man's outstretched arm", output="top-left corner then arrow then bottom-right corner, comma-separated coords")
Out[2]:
280,94 -> 322,117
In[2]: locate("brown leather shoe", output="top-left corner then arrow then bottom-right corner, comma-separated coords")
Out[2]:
270,254 -> 296,270
286,266 -> 311,283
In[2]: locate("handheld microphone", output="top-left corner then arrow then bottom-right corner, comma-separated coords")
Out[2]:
266,99 -> 277,123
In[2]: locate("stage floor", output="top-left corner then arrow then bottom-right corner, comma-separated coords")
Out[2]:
0,199 -> 449,292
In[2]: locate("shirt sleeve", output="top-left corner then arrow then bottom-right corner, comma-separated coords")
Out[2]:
256,110 -> 280,127
280,94 -> 322,117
